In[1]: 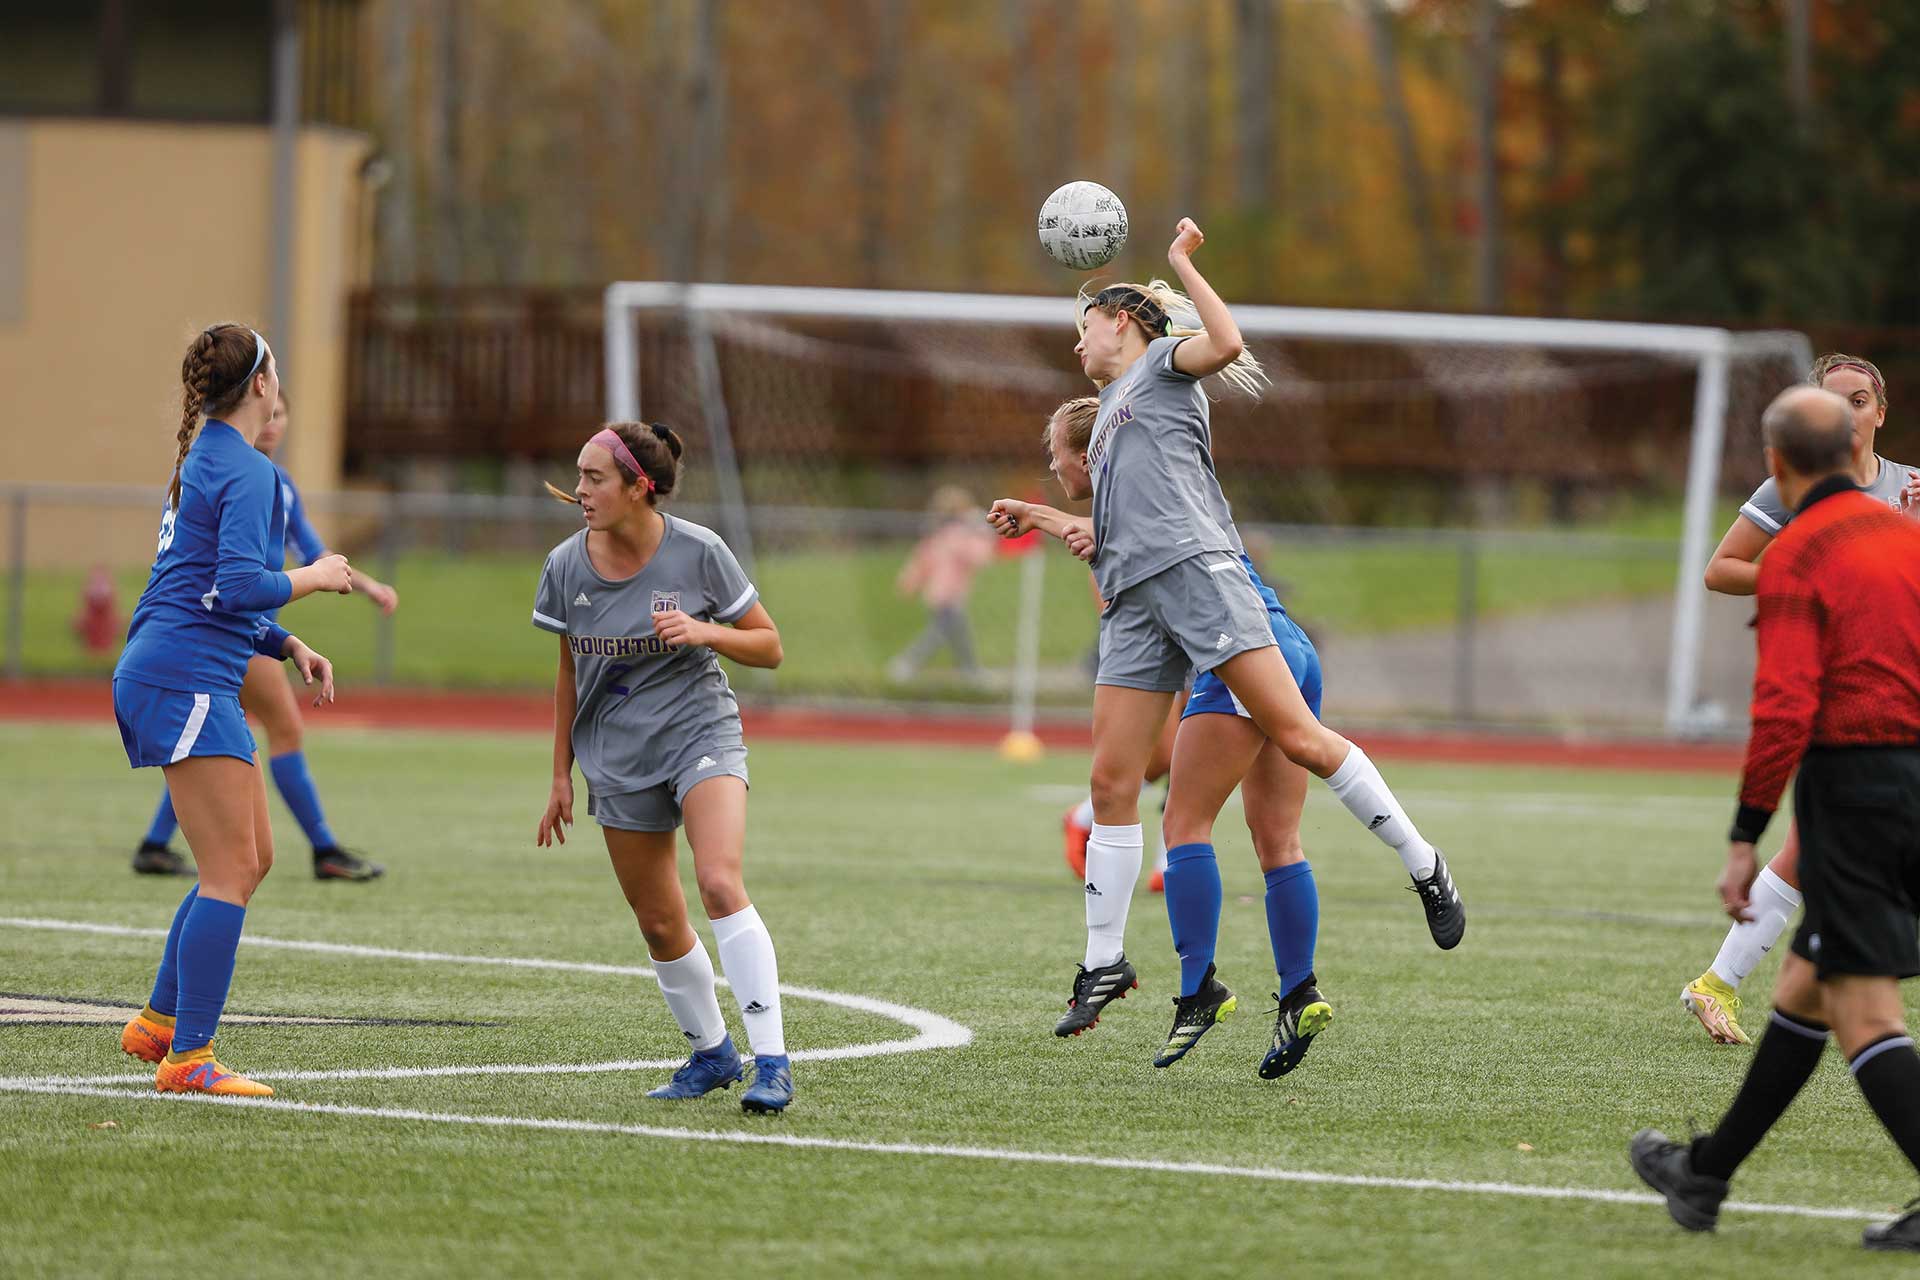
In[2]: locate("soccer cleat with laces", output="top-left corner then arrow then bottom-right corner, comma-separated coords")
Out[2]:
1628,1128 -> 1728,1232
1409,849 -> 1465,950
314,847 -> 385,881
1061,806 -> 1090,879
120,1007 -> 175,1063
1053,956 -> 1138,1037
646,1036 -> 746,1099
1681,973 -> 1751,1045
1865,1200 -> 1920,1253
1152,964 -> 1237,1068
155,1049 -> 273,1098
132,841 -> 192,876
740,1053 -> 793,1115
1258,974 -> 1333,1079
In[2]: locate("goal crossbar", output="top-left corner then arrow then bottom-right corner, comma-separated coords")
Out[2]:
604,281 -> 1811,736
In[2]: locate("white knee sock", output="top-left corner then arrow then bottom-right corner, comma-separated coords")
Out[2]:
1709,866 -> 1803,987
1085,822 -> 1143,968
1325,744 -> 1437,879
651,939 -> 728,1053
712,904 -> 786,1058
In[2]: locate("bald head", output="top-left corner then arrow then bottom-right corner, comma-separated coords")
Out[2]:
1763,386 -> 1853,483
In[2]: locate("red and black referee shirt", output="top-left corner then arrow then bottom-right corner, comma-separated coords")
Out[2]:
1732,474 -> 1920,843
1735,475 -> 1920,844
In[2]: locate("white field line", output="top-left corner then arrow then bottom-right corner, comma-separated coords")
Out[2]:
0,1081 -> 1888,1226
0,917 -> 971,1088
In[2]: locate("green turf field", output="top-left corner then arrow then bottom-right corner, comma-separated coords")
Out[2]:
1,720 -> 1911,1278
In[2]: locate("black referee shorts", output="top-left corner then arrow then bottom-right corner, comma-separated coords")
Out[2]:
1789,745 -> 1920,980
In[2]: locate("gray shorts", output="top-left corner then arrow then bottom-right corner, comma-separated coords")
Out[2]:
1096,554 -> 1277,692
587,746 -> 750,833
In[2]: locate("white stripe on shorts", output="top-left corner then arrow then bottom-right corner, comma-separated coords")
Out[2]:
1205,560 -> 1239,574
169,693 -> 212,764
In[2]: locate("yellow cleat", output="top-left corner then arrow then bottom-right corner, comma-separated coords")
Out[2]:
1682,973 -> 1751,1046
155,1049 -> 274,1097
120,1007 -> 174,1063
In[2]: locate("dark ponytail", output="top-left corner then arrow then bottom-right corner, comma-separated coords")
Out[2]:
172,323 -> 263,506
545,421 -> 686,506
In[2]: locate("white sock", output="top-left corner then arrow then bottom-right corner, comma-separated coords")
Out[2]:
1071,796 -> 1096,828
1325,744 -> 1437,879
1084,822 -> 1143,968
712,904 -> 786,1058
1709,866 -> 1803,987
651,939 -> 728,1053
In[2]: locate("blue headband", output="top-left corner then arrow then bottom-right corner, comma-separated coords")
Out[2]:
210,330 -> 268,404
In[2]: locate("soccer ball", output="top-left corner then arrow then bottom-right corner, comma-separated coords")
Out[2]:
1037,181 -> 1128,271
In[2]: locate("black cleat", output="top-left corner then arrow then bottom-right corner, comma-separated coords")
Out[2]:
132,841 -> 192,876
1258,972 -> 1333,1079
1865,1200 -> 1920,1253
1628,1129 -> 1728,1232
1410,849 -> 1465,950
313,847 -> 385,882
1054,956 -> 1138,1037
1152,963 -> 1237,1068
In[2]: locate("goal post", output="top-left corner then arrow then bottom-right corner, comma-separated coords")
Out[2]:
604,281 -> 1809,738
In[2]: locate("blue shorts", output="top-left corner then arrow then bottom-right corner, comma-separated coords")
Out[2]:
1184,556 -> 1323,721
112,678 -> 257,769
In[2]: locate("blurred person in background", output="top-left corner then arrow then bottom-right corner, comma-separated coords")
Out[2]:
1682,354 -> 1920,1045
132,389 -> 397,882
887,485 -> 995,683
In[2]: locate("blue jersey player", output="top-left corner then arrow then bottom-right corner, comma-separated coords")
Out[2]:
133,389 -> 399,882
115,324 -> 354,1097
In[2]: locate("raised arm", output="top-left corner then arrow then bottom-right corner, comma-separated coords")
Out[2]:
1165,219 -> 1245,379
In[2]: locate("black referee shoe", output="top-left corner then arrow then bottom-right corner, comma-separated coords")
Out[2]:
132,841 -> 192,876
1628,1129 -> 1728,1232
313,847 -> 385,882
1865,1201 -> 1920,1252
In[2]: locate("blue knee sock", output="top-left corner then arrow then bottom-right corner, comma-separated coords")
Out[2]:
171,896 -> 246,1055
144,789 -> 179,847
147,884 -> 199,1017
1264,862 -> 1319,996
1164,843 -> 1222,997
269,751 -> 337,851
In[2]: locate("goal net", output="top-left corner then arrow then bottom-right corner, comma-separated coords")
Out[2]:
604,282 -> 1808,740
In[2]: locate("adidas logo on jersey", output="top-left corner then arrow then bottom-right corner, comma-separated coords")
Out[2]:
697,755 -> 718,769
573,591 -> 592,606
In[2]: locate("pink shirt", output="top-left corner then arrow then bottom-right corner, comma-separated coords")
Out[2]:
899,521 -> 994,607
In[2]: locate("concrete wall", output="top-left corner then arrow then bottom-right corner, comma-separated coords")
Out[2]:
0,117 -> 369,567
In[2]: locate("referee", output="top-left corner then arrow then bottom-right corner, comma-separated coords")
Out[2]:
1632,385 -> 1920,1251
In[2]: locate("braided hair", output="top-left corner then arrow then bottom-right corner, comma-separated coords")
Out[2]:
172,324 -> 265,507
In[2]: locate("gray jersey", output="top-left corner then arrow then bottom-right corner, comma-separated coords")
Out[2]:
1087,335 -> 1245,600
533,516 -> 759,797
1740,454 -> 1917,534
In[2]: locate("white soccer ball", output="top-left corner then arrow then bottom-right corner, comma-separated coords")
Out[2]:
1037,181 -> 1128,271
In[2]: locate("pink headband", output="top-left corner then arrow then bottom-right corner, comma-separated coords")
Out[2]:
589,428 -> 654,492
1823,361 -> 1884,396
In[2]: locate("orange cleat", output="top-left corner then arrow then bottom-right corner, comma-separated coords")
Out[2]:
1148,868 -> 1165,894
1062,805 -> 1091,879
120,1007 -> 175,1063
155,1050 -> 273,1098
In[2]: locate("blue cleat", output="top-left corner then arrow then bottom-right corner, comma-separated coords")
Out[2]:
646,1036 -> 745,1099
740,1053 -> 793,1115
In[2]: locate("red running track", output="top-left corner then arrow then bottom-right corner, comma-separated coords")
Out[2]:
0,679 -> 1744,774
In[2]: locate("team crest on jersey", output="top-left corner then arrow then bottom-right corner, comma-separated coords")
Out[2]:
650,590 -> 681,614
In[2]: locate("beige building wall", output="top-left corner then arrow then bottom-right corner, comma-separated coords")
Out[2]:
0,118 -> 369,569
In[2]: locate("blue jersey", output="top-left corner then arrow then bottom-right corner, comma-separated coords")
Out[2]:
262,461 -> 328,626
115,420 -> 295,695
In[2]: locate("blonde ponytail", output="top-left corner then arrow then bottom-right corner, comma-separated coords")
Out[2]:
1076,279 -> 1269,399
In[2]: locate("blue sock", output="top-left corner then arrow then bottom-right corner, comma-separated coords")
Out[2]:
144,789 -> 179,847
147,884 -> 199,1017
1264,862 -> 1320,996
269,751 -> 337,851
171,896 -> 246,1055
1164,843 -> 1222,997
